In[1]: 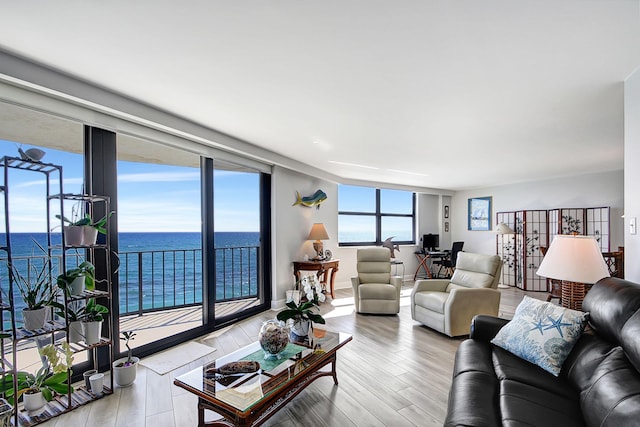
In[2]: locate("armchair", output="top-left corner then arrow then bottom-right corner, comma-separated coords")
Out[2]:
351,248 -> 402,314
411,251 -> 502,337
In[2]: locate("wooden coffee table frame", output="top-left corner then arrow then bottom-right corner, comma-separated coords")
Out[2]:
175,333 -> 352,427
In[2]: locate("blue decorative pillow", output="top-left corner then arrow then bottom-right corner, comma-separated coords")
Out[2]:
491,296 -> 588,376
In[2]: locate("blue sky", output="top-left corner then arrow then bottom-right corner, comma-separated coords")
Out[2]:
1,141 -> 259,233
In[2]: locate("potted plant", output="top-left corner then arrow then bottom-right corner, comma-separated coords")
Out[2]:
81,298 -> 109,345
51,300 -> 85,343
277,275 -> 326,341
56,209 -> 114,246
0,343 -> 74,413
10,251 -> 58,330
113,331 -> 139,387
56,260 -> 95,296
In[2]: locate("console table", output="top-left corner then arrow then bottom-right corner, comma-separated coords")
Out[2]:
293,259 -> 339,298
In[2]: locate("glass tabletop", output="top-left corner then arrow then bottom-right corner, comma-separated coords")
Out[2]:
174,330 -> 352,412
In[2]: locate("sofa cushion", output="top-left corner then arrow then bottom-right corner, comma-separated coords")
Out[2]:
491,296 -> 588,376
500,379 -> 585,427
580,347 -> 640,427
492,346 -> 576,400
413,291 -> 448,314
561,327 -> 616,391
445,340 -> 501,427
583,277 -> 640,344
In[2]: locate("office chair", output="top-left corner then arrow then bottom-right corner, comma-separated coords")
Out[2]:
433,241 -> 464,278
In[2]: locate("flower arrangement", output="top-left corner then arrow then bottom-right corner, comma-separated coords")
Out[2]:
277,275 -> 325,328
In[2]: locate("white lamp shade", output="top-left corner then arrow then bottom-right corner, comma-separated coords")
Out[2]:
536,235 -> 610,284
307,223 -> 329,241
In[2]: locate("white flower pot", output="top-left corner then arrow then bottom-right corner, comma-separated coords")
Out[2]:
291,320 -> 310,338
68,320 -> 84,343
69,276 -> 85,296
113,357 -> 139,387
82,320 -> 103,345
82,226 -> 98,245
64,225 -> 85,246
22,307 -> 47,330
23,391 -> 45,413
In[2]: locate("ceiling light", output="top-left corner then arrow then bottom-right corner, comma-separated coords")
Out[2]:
328,161 -> 378,170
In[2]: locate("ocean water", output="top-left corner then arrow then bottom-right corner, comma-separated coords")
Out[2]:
1,231 -> 260,320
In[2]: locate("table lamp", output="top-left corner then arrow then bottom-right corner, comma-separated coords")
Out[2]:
307,223 -> 329,260
536,235 -> 610,311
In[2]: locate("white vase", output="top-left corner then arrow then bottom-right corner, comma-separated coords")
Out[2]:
22,307 -> 47,330
82,226 -> 98,245
64,225 -> 85,246
82,320 -> 103,345
22,391 -> 45,413
291,320 -> 310,339
113,357 -> 139,387
68,320 -> 84,343
69,276 -> 85,296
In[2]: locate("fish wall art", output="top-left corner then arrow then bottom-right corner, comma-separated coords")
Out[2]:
293,189 -> 327,209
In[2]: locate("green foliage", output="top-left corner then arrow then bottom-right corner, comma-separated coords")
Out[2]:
276,300 -> 325,325
0,343 -> 74,405
81,298 -> 108,322
10,242 -> 57,310
56,211 -> 114,235
56,260 -> 95,292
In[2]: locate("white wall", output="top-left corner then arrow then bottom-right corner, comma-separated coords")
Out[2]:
625,68 -> 640,281
271,166 -> 338,308
450,170 -> 624,255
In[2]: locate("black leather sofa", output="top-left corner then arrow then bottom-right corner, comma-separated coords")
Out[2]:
444,277 -> 640,427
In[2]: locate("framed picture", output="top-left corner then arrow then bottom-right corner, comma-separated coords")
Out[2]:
468,197 -> 492,231
445,222 -> 449,232
444,205 -> 449,219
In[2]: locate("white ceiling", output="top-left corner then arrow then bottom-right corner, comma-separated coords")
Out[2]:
1,1 -> 639,191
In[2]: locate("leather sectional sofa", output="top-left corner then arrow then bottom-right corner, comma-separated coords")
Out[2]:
444,277 -> 640,427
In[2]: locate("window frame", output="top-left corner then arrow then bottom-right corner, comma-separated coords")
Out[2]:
338,186 -> 416,246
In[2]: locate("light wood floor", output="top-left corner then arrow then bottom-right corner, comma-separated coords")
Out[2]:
39,285 -> 542,427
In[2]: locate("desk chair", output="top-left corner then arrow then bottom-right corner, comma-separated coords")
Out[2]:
433,241 -> 464,278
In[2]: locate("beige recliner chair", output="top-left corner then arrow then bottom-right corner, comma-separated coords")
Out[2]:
352,247 -> 402,314
411,251 -> 502,337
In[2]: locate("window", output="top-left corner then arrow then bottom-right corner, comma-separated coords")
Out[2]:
338,185 -> 415,245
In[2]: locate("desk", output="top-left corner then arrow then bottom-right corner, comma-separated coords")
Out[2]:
293,259 -> 340,298
414,251 -> 447,280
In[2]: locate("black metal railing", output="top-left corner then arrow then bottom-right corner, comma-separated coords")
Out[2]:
1,246 -> 260,320
118,246 -> 260,316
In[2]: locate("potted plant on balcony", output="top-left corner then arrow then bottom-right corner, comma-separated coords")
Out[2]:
277,275 -> 326,341
113,331 -> 139,387
56,260 -> 95,296
81,298 -> 109,345
0,343 -> 74,413
11,255 -> 57,331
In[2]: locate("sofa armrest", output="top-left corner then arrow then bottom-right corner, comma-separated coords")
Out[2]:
470,314 -> 510,342
412,279 -> 449,295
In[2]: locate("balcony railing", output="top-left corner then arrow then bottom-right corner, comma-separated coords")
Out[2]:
1,245 -> 260,321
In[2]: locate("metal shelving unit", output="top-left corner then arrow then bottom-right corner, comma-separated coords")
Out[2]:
0,156 -> 115,426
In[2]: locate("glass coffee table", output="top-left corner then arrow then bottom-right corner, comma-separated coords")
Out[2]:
174,329 -> 352,426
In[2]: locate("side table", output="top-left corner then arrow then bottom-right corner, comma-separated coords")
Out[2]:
293,259 -> 340,298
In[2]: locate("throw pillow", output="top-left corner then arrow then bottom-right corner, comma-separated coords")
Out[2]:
491,295 -> 588,376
